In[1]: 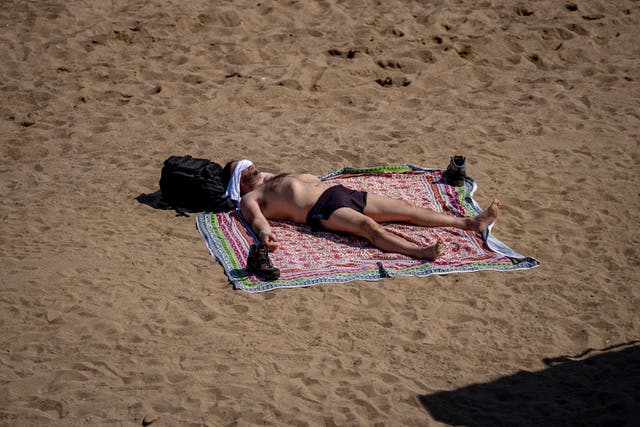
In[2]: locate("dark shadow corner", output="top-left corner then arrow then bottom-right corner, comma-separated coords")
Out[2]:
419,341 -> 640,427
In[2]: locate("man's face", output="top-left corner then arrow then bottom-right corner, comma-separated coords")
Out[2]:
239,164 -> 262,193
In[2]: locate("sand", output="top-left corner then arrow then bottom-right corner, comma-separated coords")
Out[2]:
1,0 -> 639,425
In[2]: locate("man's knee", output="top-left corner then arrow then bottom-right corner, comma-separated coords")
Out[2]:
360,217 -> 384,240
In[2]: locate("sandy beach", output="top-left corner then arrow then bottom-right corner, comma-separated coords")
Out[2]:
1,0 -> 639,425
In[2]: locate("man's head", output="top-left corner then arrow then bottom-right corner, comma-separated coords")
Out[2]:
222,159 -> 262,202
238,163 -> 262,193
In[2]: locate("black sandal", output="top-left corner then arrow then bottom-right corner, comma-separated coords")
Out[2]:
246,244 -> 280,281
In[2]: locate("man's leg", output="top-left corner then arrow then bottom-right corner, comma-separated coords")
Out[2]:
320,208 -> 442,260
363,193 -> 499,233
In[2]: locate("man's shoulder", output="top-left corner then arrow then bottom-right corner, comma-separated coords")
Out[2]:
296,173 -> 321,183
240,187 -> 263,205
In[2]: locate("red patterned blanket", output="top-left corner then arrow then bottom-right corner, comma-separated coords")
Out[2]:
197,165 -> 538,292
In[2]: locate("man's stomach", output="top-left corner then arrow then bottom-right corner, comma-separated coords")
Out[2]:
263,186 -> 328,223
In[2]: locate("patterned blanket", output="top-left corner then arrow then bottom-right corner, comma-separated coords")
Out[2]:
197,165 -> 538,292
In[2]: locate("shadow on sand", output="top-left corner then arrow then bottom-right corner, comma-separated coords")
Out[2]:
419,341 -> 640,427
135,190 -> 194,217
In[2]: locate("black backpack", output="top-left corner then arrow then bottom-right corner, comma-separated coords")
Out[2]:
159,155 -> 235,213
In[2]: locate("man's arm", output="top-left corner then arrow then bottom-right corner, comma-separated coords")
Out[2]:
240,192 -> 278,251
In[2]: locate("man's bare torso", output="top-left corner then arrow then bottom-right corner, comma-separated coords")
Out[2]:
242,173 -> 330,223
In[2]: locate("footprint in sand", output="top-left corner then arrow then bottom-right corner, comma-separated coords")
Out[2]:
456,45 -> 474,60
377,59 -> 404,70
582,14 -> 605,21
514,7 -> 534,16
526,53 -> 545,68
327,48 -> 359,59
375,76 -> 411,87
566,23 -> 590,36
183,74 -> 205,84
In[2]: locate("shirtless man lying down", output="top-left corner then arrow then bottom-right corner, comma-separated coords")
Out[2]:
222,160 -> 499,262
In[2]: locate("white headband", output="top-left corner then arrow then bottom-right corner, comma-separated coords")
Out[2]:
224,159 -> 253,202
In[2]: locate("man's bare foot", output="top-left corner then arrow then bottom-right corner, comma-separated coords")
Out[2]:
468,199 -> 500,233
418,239 -> 443,260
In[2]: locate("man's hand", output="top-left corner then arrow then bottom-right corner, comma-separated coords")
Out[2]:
260,230 -> 278,252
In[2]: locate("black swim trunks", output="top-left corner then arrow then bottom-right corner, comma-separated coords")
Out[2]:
306,184 -> 368,231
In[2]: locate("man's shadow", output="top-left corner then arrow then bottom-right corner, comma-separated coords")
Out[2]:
418,341 -> 640,427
